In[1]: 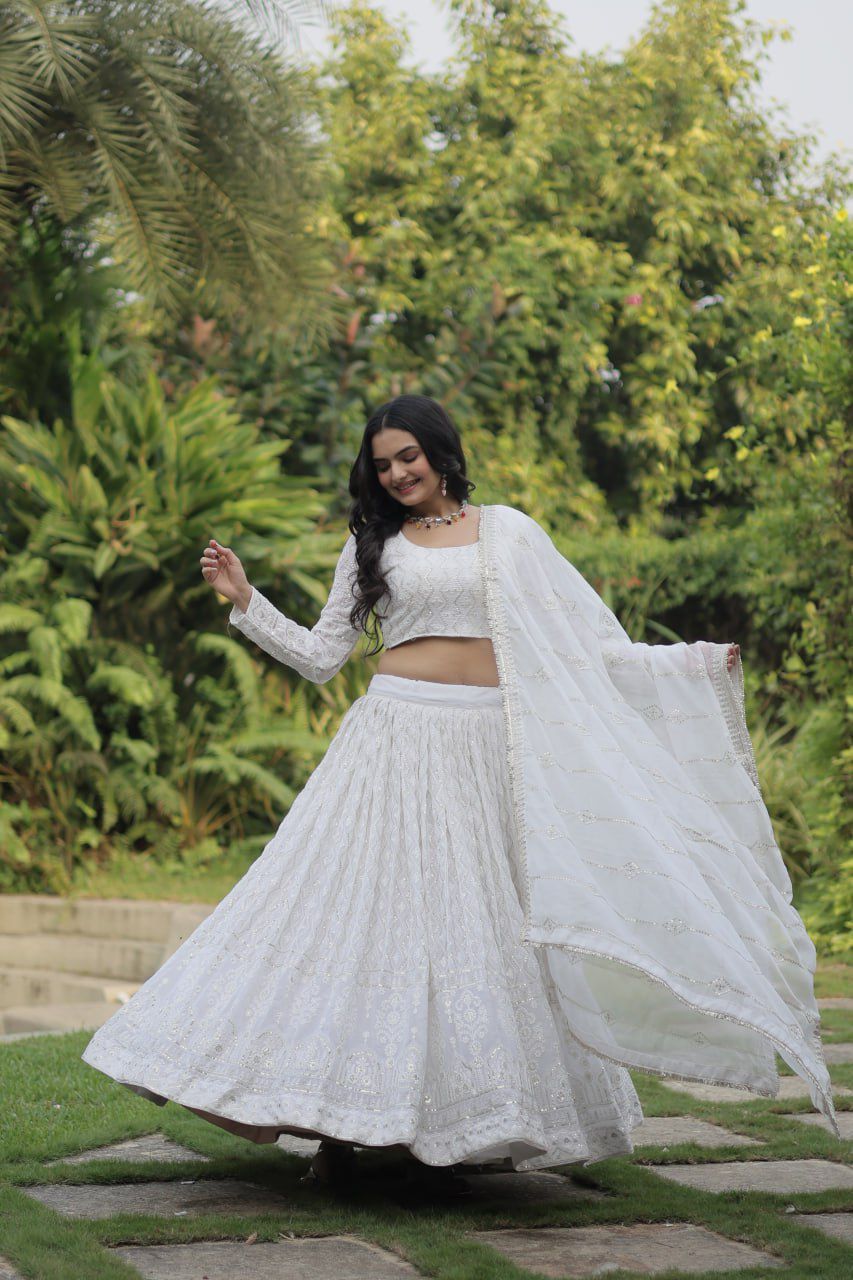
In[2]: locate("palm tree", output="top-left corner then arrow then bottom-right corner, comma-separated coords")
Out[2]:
0,0 -> 335,329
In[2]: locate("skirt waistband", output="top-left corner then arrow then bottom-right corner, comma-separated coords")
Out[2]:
366,673 -> 503,710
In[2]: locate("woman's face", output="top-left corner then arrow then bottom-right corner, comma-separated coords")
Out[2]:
371,428 -> 443,509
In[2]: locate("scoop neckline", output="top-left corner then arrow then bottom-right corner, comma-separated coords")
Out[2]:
395,506 -> 482,551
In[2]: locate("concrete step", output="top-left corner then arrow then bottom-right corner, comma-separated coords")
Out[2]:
0,966 -> 139,1010
0,896 -> 212,1038
0,932 -> 165,983
0,1001 -> 122,1034
0,896 -> 211,945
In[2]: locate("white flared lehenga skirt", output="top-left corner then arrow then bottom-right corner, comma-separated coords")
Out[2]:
82,673 -> 645,1171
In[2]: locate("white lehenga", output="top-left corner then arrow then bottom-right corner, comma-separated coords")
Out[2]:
83,500 -> 839,1161
82,675 -> 644,1170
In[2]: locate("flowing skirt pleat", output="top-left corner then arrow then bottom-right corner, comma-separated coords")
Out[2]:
82,674 -> 644,1170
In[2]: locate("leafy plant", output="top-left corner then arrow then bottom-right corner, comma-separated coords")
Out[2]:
0,553 -> 348,890
0,0 -> 333,329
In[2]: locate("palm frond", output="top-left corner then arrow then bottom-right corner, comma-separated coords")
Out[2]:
87,663 -> 157,709
26,624 -> 64,681
11,0 -> 98,96
109,735 -> 158,769
49,598 -> 93,647
191,631 -> 261,717
190,749 -> 296,809
227,724 -> 332,756
0,693 -> 37,737
0,604 -> 43,634
23,135 -> 88,222
218,0 -> 332,51
4,674 -> 101,748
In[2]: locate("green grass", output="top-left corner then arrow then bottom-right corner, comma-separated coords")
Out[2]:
0,967 -> 850,1279
65,847 -> 257,905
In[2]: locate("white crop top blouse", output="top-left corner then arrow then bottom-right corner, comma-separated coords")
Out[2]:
227,527 -> 491,684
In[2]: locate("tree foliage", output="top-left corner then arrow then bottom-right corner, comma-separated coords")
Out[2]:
0,1 -> 849,951
0,0 -> 333,327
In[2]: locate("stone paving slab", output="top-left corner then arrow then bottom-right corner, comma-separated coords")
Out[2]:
23,1179 -> 287,1220
661,1076 -> 852,1104
47,1134 -> 210,1166
471,1223 -> 784,1276
275,1134 -> 320,1157
630,1116 -> 763,1148
817,997 -> 853,1009
789,1212 -> 853,1245
0,1258 -> 22,1280
112,1237 -> 419,1279
787,1110 -> 853,1138
821,1042 -> 853,1063
457,1170 -> 607,1205
647,1158 -> 853,1194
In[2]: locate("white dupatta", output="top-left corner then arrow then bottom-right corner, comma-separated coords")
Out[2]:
477,503 -> 839,1137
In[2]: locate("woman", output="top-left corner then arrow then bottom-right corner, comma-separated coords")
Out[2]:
82,395 -> 837,1195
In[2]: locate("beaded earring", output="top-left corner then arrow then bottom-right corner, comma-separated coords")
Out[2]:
440,474 -> 447,496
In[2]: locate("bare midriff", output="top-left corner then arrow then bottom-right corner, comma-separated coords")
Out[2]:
376,635 -> 499,687
374,504 -> 500,688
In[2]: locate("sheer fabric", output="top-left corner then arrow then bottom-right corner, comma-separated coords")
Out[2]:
477,503 -> 838,1137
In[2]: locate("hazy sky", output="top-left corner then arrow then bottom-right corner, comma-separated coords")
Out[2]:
287,0 -> 851,179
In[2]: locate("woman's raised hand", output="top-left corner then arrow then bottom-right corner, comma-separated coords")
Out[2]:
726,643 -> 740,673
200,539 -> 251,610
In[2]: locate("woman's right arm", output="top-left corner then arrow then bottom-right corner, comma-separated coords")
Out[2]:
228,534 -> 363,684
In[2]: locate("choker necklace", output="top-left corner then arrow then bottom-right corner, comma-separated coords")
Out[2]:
404,498 -> 469,530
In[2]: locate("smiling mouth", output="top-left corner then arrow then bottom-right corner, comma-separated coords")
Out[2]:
396,480 -> 419,493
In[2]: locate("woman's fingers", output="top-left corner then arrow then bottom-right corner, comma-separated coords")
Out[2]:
209,539 -> 234,565
200,539 -> 238,586
200,542 -> 224,581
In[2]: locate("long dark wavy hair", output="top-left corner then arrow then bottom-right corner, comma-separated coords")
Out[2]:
344,395 -> 476,657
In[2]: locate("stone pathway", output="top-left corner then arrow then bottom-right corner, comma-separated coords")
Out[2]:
789,1212 -> 853,1245
630,1116 -> 763,1147
789,1111 -> 853,1138
47,1133 -> 209,1166
469,1224 -> 785,1277
821,1042 -> 853,1064
20,1108 -> 851,1278
646,1157 -> 853,1195
660,1076 -> 852,1104
10,1015 -> 852,1278
451,1170 -> 606,1206
25,1179 -> 289,1221
113,1238 -> 420,1279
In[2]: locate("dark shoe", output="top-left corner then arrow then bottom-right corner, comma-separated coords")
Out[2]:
299,1140 -> 357,1189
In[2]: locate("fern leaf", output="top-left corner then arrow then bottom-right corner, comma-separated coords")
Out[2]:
0,604 -> 43,634
190,751 -> 295,809
87,663 -> 156,708
49,598 -> 93,646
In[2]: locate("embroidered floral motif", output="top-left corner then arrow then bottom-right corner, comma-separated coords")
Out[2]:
641,704 -> 664,719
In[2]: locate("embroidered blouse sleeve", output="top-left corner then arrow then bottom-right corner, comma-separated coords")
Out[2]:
227,534 -> 361,684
